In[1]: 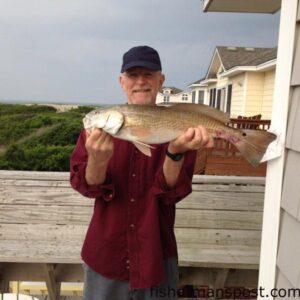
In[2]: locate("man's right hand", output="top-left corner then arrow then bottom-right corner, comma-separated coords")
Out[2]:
85,129 -> 114,163
85,129 -> 114,185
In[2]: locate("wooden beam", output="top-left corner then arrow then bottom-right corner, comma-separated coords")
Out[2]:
213,269 -> 229,299
0,279 -> 10,293
43,264 -> 61,300
0,264 -> 10,294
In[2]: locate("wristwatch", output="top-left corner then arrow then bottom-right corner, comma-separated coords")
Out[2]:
166,148 -> 185,161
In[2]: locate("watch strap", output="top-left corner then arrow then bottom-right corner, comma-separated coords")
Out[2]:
166,148 -> 185,161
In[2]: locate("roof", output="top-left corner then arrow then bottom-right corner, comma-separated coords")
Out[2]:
217,46 -> 277,71
189,78 -> 205,85
159,86 -> 183,94
203,0 -> 281,14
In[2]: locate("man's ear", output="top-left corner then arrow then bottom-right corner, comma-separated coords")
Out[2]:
119,75 -> 125,91
159,73 -> 165,87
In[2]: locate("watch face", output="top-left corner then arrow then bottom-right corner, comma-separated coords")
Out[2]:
166,149 -> 184,161
173,153 -> 184,161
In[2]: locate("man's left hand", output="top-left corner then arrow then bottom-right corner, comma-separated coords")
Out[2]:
168,125 -> 214,153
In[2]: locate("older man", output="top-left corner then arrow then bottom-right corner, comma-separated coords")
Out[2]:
70,46 -> 213,300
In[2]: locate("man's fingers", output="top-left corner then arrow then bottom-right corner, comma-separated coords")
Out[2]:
89,128 -> 103,140
207,137 -> 214,148
185,126 -> 213,149
184,128 -> 195,141
198,126 -> 210,145
85,129 -> 90,140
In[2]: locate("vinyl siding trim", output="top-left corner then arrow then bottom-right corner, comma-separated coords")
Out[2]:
258,0 -> 298,298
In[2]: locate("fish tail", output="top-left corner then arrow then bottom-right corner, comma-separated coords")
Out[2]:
234,129 -> 277,166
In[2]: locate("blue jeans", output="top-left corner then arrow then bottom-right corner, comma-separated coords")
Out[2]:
83,257 -> 179,300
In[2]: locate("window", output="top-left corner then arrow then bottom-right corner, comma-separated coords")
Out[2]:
226,84 -> 232,114
192,91 -> 196,103
198,91 -> 204,104
216,88 -> 226,111
164,96 -> 170,102
209,88 -> 216,107
216,89 -> 221,110
182,94 -> 188,101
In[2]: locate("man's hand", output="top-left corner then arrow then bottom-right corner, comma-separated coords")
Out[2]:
85,129 -> 114,186
85,129 -> 114,163
168,125 -> 214,154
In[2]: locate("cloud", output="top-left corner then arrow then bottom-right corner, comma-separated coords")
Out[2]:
0,0 -> 280,104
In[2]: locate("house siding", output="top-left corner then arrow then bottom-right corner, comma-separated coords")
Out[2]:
245,72 -> 264,117
156,91 -> 192,104
276,4 -> 300,292
262,70 -> 275,119
229,73 -> 245,117
242,70 -> 275,119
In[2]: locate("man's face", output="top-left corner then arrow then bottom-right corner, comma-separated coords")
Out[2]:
119,67 -> 165,105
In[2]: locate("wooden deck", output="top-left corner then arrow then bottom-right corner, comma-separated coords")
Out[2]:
0,171 -> 265,299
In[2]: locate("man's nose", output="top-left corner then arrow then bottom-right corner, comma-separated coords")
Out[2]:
136,75 -> 147,84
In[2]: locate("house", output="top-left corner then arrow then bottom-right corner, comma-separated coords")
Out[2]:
156,86 -> 192,105
188,78 -> 207,105
203,0 -> 300,297
189,46 -> 277,119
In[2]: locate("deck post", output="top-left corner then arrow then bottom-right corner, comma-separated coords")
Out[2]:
44,264 -> 61,300
0,279 -> 10,294
213,268 -> 229,299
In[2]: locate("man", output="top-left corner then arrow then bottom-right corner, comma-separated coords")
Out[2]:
70,46 -> 213,300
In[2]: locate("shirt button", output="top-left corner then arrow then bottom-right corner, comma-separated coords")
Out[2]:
130,198 -> 135,203
132,173 -> 136,178
126,260 -> 130,264
130,224 -> 135,228
126,265 -> 130,269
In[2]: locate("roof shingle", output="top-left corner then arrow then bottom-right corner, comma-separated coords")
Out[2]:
217,46 -> 277,70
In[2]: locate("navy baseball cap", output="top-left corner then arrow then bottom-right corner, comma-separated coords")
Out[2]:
121,46 -> 162,73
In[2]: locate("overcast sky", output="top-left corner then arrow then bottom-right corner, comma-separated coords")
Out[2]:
0,0 -> 280,105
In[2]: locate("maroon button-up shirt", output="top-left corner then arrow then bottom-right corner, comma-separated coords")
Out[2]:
70,130 -> 196,289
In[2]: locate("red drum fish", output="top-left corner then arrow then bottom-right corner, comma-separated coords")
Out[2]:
83,104 -> 276,166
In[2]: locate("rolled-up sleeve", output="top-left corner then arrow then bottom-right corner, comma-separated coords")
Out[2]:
151,150 -> 197,205
70,130 -> 115,201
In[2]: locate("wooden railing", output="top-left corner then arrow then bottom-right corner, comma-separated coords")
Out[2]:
0,171 -> 264,299
229,117 -> 271,131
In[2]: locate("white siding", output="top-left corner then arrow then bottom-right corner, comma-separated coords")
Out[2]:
291,28 -> 300,86
156,91 -> 192,104
277,211 -> 300,287
275,0 -> 300,294
281,150 -> 300,220
286,87 -> 300,152
259,0 -> 298,295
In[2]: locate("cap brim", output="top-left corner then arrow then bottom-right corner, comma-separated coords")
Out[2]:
121,60 -> 161,73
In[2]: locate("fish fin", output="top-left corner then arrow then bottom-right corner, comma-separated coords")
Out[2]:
234,129 -> 277,166
133,141 -> 155,157
169,103 -> 230,124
